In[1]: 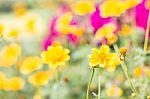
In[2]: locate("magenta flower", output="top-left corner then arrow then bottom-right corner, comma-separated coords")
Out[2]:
90,6 -> 111,32
135,0 -> 149,30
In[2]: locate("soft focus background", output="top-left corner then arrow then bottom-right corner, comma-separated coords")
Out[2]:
0,0 -> 150,99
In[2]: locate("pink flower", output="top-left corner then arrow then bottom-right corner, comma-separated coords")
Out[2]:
42,17 -> 60,50
67,34 -> 79,45
135,0 -> 149,30
90,6 -> 111,32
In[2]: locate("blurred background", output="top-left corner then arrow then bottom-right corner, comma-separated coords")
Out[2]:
0,0 -> 150,99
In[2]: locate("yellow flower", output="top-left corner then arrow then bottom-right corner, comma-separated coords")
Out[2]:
26,18 -> 36,33
106,86 -> 123,97
67,25 -> 85,36
20,56 -> 43,74
107,34 -> 118,45
56,12 -> 73,25
71,1 -> 95,15
95,23 -> 117,40
106,53 -> 122,72
21,13 -> 44,36
0,43 -> 21,67
124,0 -> 142,9
99,0 -> 127,18
0,23 -> 4,37
99,0 -> 141,18
133,66 -> 143,78
4,77 -> 24,91
88,45 -> 110,68
41,45 -> 70,68
28,71 -> 50,86
88,45 -> 121,69
12,2 -> 26,16
119,24 -> 133,36
7,28 -> 20,38
55,12 -> 85,36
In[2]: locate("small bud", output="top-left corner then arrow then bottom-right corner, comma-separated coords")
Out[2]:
119,47 -> 127,55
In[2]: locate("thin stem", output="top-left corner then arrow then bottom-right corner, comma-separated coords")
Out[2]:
144,10 -> 150,53
98,68 -> 101,99
86,69 -> 95,99
113,44 -> 137,94
122,63 -> 137,93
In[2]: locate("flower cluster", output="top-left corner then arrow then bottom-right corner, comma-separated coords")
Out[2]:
88,45 -> 122,71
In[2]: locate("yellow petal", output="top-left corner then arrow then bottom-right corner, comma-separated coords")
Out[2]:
72,1 -> 95,15
20,56 -> 43,74
28,71 -> 50,86
100,45 -> 110,53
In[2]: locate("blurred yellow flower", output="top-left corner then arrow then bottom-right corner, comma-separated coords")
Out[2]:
99,0 -> 127,18
56,12 -> 73,25
56,12 -> 85,36
28,71 -> 50,86
41,45 -> 70,68
20,56 -> 43,74
26,18 -> 36,33
119,24 -> 133,36
124,0 -> 142,9
106,86 -> 123,97
88,45 -> 121,69
95,23 -> 118,45
7,28 -> 20,38
0,72 -> 7,90
100,0 -> 141,18
4,77 -> 24,91
107,34 -> 118,45
0,24 -> 4,37
95,23 -> 117,40
133,66 -> 143,78
0,43 -> 21,67
21,13 -> 44,36
72,1 -> 95,15
12,2 -> 26,16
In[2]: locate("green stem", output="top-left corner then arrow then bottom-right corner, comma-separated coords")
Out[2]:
144,10 -> 150,53
113,44 -> 137,94
122,63 -> 137,93
86,69 -> 95,99
98,68 -> 101,99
